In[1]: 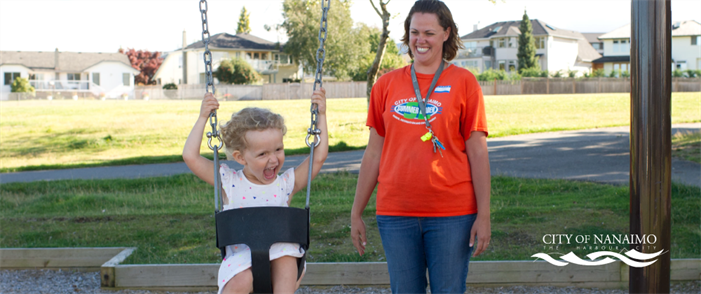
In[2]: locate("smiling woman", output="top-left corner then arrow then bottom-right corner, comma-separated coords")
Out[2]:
350,1 -> 491,293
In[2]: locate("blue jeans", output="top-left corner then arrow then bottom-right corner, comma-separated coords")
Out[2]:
376,214 -> 477,294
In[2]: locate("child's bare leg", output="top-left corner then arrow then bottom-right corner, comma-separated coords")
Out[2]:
295,267 -> 306,289
221,269 -> 253,294
271,256 -> 301,293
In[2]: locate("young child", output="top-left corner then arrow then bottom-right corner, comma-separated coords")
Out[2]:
182,89 -> 328,294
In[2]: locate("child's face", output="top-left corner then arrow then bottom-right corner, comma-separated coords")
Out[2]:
234,128 -> 285,185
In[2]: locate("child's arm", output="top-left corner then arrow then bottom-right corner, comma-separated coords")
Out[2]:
183,93 -> 220,186
290,88 -> 329,200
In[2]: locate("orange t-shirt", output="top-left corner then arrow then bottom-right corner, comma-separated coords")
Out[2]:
367,64 -> 488,217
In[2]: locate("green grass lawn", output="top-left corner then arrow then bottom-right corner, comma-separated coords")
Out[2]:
1,93 -> 698,172
1,173 -> 698,264
673,131 -> 701,164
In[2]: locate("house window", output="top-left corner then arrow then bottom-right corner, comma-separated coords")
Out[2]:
614,39 -> 629,53
29,73 -> 44,81
535,37 -> 545,49
489,40 -> 494,48
508,60 -> 516,72
92,73 -> 100,86
464,41 -> 477,49
123,73 -> 131,86
261,52 -> 267,60
484,60 -> 492,70
4,72 -> 20,85
499,38 -> 505,48
67,73 -> 81,81
498,60 -> 506,71
179,56 -> 183,68
246,52 -> 252,59
235,52 -> 241,58
613,40 -> 619,52
692,36 -> 699,45
508,38 -> 514,48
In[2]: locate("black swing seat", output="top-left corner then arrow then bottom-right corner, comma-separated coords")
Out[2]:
216,206 -> 309,293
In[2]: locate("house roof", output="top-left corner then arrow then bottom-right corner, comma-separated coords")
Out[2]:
599,20 -> 701,39
0,51 -> 134,72
184,33 -> 280,51
577,38 -> 603,62
582,33 -> 604,43
592,56 -> 630,63
461,19 -> 582,40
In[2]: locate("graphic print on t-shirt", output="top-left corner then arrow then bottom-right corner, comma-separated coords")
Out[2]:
389,95 -> 444,125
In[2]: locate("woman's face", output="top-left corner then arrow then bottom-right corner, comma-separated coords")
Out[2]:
409,12 -> 450,68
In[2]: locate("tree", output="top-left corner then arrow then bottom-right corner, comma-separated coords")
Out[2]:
516,10 -> 537,74
282,0 -> 366,81
123,49 -> 163,85
215,57 -> 261,85
11,77 -> 34,93
237,6 -> 251,34
351,23 -> 405,82
365,0 -> 391,102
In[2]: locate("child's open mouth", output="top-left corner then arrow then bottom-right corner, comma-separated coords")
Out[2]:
263,166 -> 276,180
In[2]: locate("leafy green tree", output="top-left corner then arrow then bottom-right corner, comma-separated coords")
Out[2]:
215,57 -> 261,85
517,10 -> 537,73
351,23 -> 406,82
591,69 -> 606,77
237,6 -> 251,34
11,77 -> 34,93
282,0 -> 365,80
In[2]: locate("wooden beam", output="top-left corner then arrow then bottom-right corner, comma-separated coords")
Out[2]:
101,248 -> 136,287
0,247 -> 127,269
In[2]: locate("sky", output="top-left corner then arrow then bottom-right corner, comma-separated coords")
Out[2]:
0,0 -> 699,53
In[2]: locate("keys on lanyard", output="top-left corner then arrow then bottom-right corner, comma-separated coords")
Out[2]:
420,130 -> 445,157
411,61 -> 446,157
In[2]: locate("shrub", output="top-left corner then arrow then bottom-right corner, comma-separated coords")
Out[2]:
583,71 -> 591,78
551,71 -> 563,78
163,83 -> 178,90
11,77 -> 35,93
215,57 -> 261,85
591,69 -> 606,77
683,69 -> 701,78
567,69 -> 577,78
672,69 -> 685,78
608,70 -> 618,78
521,67 -> 547,78
621,70 -> 630,78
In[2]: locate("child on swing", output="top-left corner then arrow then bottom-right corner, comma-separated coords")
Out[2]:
183,89 -> 328,294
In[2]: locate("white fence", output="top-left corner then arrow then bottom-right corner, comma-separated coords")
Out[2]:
3,78 -> 699,101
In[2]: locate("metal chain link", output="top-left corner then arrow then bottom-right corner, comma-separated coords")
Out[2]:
200,0 -> 223,212
305,0 -> 330,148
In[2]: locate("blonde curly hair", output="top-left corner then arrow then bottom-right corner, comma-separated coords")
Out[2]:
220,107 -> 287,159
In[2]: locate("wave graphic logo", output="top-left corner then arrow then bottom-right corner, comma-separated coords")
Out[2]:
532,249 -> 665,267
391,102 -> 442,120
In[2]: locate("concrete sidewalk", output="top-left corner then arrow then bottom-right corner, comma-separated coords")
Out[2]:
1,124 -> 699,187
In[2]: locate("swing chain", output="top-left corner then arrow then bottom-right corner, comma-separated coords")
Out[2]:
306,0 -> 330,148
200,0 -> 222,152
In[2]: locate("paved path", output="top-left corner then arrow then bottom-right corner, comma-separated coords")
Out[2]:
2,124 -> 699,187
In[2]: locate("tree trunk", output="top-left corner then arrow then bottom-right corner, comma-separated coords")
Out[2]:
366,0 -> 391,104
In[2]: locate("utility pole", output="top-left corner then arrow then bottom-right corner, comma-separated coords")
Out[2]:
629,0 -> 671,292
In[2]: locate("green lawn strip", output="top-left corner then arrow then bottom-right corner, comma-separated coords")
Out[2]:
672,131 -> 701,164
2,93 -> 699,172
0,141 -> 364,173
2,173 -> 698,263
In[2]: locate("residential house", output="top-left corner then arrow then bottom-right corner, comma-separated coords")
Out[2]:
593,20 -> 701,75
582,33 -> 605,55
0,49 -> 139,100
154,32 -> 301,85
455,20 -> 601,76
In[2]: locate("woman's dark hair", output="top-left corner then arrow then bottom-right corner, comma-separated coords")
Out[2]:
401,0 -> 463,61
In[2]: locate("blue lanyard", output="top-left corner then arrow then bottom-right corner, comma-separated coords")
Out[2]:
410,61 -> 446,155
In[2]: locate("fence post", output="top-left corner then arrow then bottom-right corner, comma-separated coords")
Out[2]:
573,79 -> 576,94
597,77 -> 602,93
546,77 -> 550,94
493,78 -> 497,95
521,79 -> 524,94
